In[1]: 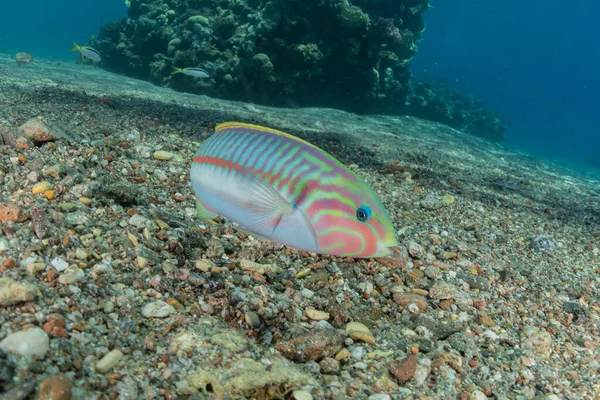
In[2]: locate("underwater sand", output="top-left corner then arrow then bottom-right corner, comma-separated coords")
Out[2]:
0,54 -> 599,399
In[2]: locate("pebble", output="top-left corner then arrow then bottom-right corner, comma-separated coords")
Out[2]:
292,390 -> 313,400
194,259 -> 214,272
129,213 -> 149,227
239,259 -> 281,275
95,349 -> 124,373
319,357 -> 340,374
346,321 -> 376,344
306,308 -> 330,321
406,241 -> 425,259
520,325 -> 553,358
368,395 -> 391,400
0,238 -> 9,252
388,354 -> 417,383
335,348 -> 350,361
104,301 -> 115,313
35,375 -> 73,400
420,195 -> 446,210
32,181 -> 53,194
0,327 -> 49,362
470,390 -> 487,400
244,311 -> 261,327
58,268 -> 85,285
0,277 -> 38,306
21,118 -> 58,143
393,293 -> 428,313
142,300 -> 175,318
350,346 -> 365,359
275,329 -> 344,362
428,282 -> 458,300
153,150 -> 175,160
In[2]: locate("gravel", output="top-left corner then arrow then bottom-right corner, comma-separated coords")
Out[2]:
1,54 -> 600,399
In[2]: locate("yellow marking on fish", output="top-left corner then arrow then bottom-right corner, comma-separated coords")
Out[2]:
216,122 -> 321,151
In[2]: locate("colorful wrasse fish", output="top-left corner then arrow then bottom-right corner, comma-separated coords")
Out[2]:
171,67 -> 210,78
190,122 -> 398,258
70,43 -> 101,63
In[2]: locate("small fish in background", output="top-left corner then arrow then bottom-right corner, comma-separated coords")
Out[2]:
15,52 -> 33,66
70,43 -> 101,63
190,122 -> 398,258
171,67 -> 210,78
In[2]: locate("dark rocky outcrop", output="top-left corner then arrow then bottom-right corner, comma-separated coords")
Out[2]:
90,0 -> 505,141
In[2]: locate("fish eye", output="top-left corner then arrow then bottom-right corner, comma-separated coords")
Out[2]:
356,206 -> 372,222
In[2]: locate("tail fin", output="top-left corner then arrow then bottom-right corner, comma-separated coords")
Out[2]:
70,43 -> 80,52
171,67 -> 182,75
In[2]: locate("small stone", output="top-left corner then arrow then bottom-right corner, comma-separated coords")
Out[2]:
34,375 -> 72,400
477,314 -> 495,326
335,348 -> 351,361
95,349 -> 123,373
137,256 -> 148,269
393,293 -> 428,313
520,325 -> 552,358
50,258 -> 69,272
129,214 -> 149,227
346,322 -> 375,344
368,395 -> 391,400
388,354 -> 417,383
0,327 -> 49,362
0,278 -> 37,306
470,390 -> 487,400
142,300 -> 175,318
0,204 -> 28,222
275,329 -> 344,362
292,390 -> 313,400
319,357 -> 340,375
420,195 -> 446,210
306,308 -> 330,321
529,235 -> 555,252
57,203 -> 77,212
367,350 -> 394,360
58,268 -> 85,284
31,208 -> 51,239
245,311 -> 261,327
194,259 -> 214,272
239,259 -> 281,275
153,150 -> 175,161
75,249 -> 88,260
442,195 -> 455,205
104,301 -> 115,313
32,181 -> 53,194
1,125 -> 32,149
406,240 -> 425,259
0,238 -> 9,252
295,268 -> 311,279
428,282 -> 458,300
21,118 -> 57,143
413,363 -> 430,386
457,273 -> 490,291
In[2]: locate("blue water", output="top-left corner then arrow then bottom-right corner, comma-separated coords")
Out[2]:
1,0 -> 598,171
0,0 -> 126,60
412,0 -> 600,168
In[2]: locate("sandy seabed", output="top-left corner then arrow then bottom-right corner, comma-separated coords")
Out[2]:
0,54 -> 599,400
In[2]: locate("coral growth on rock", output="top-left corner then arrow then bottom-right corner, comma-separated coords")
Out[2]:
91,0 -> 505,141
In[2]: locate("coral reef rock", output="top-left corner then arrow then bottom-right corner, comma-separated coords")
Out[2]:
91,0 -> 504,141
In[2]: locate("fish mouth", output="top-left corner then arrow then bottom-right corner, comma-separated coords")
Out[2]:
375,238 -> 400,258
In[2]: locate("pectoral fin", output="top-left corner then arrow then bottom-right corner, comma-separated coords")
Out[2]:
196,198 -> 219,222
227,169 -> 294,233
